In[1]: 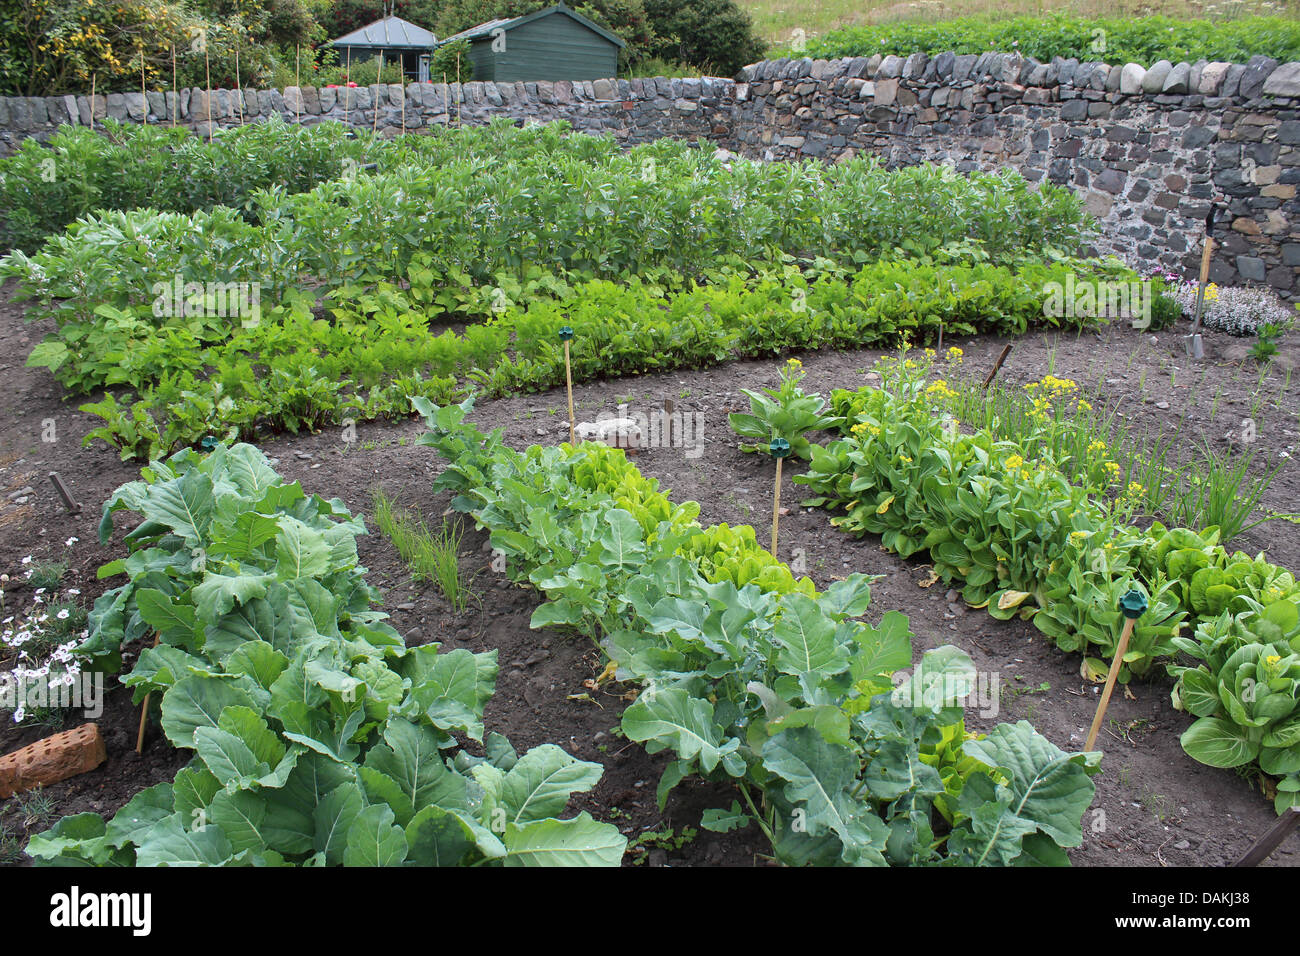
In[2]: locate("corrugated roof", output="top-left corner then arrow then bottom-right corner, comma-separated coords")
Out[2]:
331,16 -> 437,50
437,3 -> 625,48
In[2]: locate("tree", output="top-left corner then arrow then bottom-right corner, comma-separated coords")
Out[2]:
642,0 -> 766,74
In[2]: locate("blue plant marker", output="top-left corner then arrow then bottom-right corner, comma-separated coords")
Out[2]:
1119,589 -> 1148,619
768,437 -> 792,459
558,326 -> 574,341
200,436 -> 219,452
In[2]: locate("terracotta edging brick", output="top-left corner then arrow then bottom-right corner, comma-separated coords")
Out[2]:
0,722 -> 106,798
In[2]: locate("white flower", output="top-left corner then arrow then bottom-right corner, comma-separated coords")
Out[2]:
56,609 -> 70,620
65,537 -> 79,547
66,588 -> 80,596
20,556 -> 31,565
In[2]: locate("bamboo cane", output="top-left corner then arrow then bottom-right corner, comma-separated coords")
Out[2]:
171,45 -> 177,127
135,634 -> 161,753
561,330 -> 577,445
373,52 -> 383,136
235,46 -> 243,126
1084,590 -> 1149,752
769,438 -> 791,557
205,48 -> 212,143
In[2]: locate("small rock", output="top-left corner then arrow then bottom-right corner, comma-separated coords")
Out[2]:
945,589 -> 959,602
294,451 -> 312,460
395,602 -> 415,611
1155,401 -> 1170,410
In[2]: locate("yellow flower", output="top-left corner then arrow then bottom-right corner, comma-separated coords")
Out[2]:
946,346 -> 963,363
1005,454 -> 1024,470
1069,531 -> 1090,543
1265,655 -> 1281,666
786,358 -> 802,368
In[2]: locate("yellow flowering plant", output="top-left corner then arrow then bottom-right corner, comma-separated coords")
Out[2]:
728,357 -> 843,460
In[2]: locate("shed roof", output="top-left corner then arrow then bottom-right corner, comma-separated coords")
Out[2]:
331,16 -> 437,50
439,3 -> 626,48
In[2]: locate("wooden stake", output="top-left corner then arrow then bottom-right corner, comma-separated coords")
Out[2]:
982,343 -> 1013,390
135,634 -> 160,754
1235,807 -> 1300,867
296,45 -> 302,126
768,438 -> 791,557
139,45 -> 147,120
171,45 -> 177,127
400,73 -> 406,136
1083,592 -> 1148,753
771,456 -> 784,556
235,46 -> 243,125
90,72 -> 96,128
564,341 -> 576,445
373,52 -> 383,136
205,48 -> 212,143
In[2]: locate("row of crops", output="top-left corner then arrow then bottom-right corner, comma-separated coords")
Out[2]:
0,116 -> 1146,462
28,412 -> 1100,866
796,356 -> 1300,811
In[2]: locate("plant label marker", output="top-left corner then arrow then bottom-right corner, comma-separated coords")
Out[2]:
48,471 -> 81,514
559,326 -> 576,445
1234,806 -> 1300,867
982,343 -> 1013,390
1084,589 -> 1148,752
769,437 -> 792,557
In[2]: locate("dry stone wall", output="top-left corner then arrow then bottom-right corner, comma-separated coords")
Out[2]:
733,53 -> 1300,298
2,54 -> 1296,297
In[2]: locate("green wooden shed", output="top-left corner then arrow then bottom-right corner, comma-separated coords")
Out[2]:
438,2 -> 625,82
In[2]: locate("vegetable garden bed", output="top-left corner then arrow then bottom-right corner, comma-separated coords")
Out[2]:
2,281 -> 1297,864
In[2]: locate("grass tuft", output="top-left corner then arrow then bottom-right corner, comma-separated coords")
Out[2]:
372,490 -> 473,613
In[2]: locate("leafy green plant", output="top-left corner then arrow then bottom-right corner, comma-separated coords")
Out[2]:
728,358 -> 842,460
27,443 -> 625,867
805,14 -> 1300,66
416,395 -> 1100,866
1170,600 -> 1300,800
797,351 -> 1300,804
